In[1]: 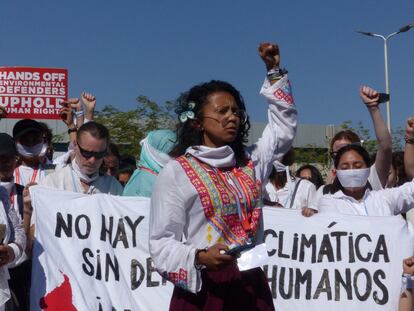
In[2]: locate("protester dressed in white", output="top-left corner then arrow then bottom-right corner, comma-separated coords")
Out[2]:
41,122 -> 123,195
0,133 -> 33,309
43,156 -> 122,195
264,154 -> 316,212
150,43 -> 297,310
313,144 -> 414,216
311,86 -> 392,210
12,119 -> 54,188
0,188 -> 26,311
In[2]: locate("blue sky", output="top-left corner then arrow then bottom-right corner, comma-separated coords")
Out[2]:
1,1 -> 413,132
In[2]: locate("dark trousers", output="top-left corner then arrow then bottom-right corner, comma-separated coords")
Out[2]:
170,265 -> 275,311
7,260 -> 31,311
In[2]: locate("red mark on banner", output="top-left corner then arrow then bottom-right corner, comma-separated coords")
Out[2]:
39,273 -> 77,311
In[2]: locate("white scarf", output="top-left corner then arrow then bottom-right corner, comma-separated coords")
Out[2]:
71,157 -> 99,185
186,145 -> 236,168
16,142 -> 47,158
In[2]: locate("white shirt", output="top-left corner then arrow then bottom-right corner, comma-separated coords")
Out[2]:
149,76 -> 297,294
0,187 -> 26,307
53,150 -> 74,170
265,178 -> 316,209
13,165 -> 47,187
317,179 -> 414,216
41,164 -> 123,195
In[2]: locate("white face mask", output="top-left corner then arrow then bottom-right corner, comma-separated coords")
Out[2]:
16,142 -> 48,158
336,168 -> 370,188
0,180 -> 14,195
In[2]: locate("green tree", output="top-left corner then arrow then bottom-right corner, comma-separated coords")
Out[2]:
95,96 -> 176,156
339,120 -> 404,154
340,120 -> 377,155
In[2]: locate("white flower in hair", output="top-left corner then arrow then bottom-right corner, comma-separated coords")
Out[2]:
178,102 -> 196,123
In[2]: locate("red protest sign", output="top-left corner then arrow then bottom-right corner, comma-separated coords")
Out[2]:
0,67 -> 68,119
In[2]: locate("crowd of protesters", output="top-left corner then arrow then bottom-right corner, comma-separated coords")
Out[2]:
1,42 -> 414,310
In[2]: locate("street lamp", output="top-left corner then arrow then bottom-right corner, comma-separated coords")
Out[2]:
356,23 -> 414,132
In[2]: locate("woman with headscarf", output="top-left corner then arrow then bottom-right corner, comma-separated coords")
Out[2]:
122,129 -> 176,197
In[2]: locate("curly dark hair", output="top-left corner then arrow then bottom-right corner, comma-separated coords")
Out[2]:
169,80 -> 251,165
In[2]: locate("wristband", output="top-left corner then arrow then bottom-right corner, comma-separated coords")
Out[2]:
402,273 -> 414,290
68,128 -> 77,134
74,110 -> 84,117
405,135 -> 414,145
267,68 -> 288,82
194,248 -> 208,270
267,67 -> 280,75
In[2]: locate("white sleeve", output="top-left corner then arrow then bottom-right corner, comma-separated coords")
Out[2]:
249,76 -> 297,184
309,185 -> 325,211
149,162 -> 201,293
8,203 -> 26,264
52,150 -> 73,170
303,181 -> 317,207
368,164 -> 383,191
380,180 -> 414,214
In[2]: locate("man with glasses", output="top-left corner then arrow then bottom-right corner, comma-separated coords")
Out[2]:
42,122 -> 123,195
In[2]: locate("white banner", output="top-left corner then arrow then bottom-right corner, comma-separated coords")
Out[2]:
263,208 -> 414,311
30,186 -> 414,310
30,186 -> 173,311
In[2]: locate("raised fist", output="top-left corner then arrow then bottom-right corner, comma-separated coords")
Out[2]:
406,117 -> 414,139
66,98 -> 81,111
360,86 -> 380,107
59,106 -> 74,127
403,256 -> 414,275
258,42 -> 280,70
81,92 -> 96,111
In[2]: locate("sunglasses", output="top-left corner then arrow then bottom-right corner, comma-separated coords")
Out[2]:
77,143 -> 107,159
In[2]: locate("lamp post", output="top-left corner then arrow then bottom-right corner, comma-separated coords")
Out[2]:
356,23 -> 414,132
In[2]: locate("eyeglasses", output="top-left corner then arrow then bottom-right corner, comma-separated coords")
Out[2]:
203,108 -> 248,127
77,143 -> 107,159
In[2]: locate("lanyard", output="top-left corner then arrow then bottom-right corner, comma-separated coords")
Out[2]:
215,167 -> 252,235
70,165 -> 82,193
281,178 -> 295,208
14,166 -> 41,186
9,184 -> 16,206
